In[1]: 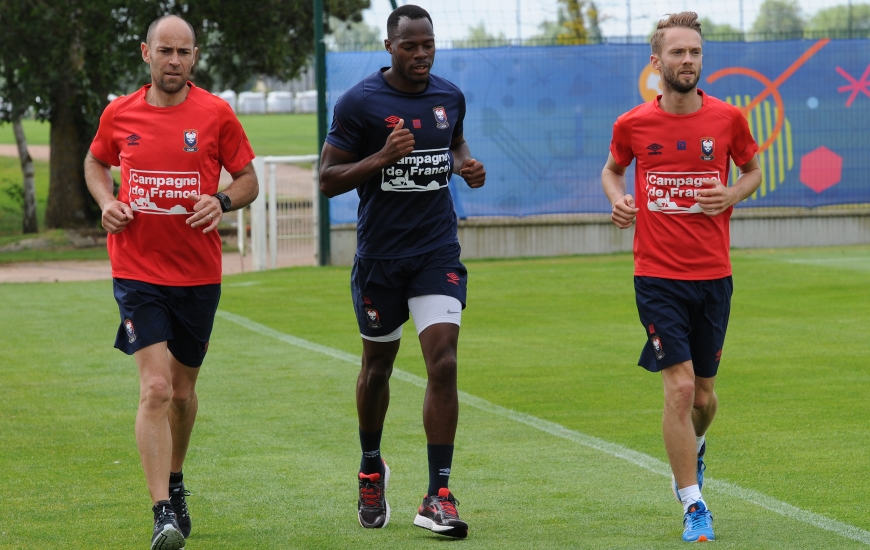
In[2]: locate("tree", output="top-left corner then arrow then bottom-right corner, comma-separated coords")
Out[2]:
0,53 -> 38,233
12,119 -> 37,233
750,0 -> 805,39
528,0 -> 602,45
453,22 -> 510,49
807,3 -> 870,38
0,0 -> 369,230
326,15 -> 381,52
699,17 -> 743,41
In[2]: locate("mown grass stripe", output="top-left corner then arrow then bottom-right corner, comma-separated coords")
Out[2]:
216,309 -> 870,546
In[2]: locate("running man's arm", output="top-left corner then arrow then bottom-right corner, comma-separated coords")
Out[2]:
602,153 -> 638,229
187,161 -> 259,233
449,133 -> 485,188
319,119 -> 415,198
694,156 -> 762,217
85,150 -> 134,234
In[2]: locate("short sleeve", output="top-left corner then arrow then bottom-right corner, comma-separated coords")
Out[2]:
218,102 -> 255,173
325,92 -> 364,154
89,101 -> 120,166
453,90 -> 466,139
609,113 -> 635,168
730,106 -> 759,166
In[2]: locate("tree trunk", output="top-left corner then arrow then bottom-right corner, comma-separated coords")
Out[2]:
44,92 -> 97,229
12,117 -> 38,233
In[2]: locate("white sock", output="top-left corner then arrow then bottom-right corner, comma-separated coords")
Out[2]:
678,484 -> 703,513
696,435 -> 706,455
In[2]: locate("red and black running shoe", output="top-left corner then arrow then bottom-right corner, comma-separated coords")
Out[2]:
413,488 -> 468,539
357,462 -> 390,528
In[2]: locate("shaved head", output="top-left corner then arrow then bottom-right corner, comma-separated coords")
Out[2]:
146,15 -> 196,46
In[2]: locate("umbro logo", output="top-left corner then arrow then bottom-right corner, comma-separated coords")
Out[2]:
385,115 -> 401,128
126,134 -> 141,146
646,143 -> 663,155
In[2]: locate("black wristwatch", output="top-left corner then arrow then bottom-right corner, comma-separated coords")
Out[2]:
213,192 -> 232,212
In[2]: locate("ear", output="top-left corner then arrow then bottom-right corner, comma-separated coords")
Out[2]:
650,54 -> 661,72
384,38 -> 392,54
141,42 -> 149,63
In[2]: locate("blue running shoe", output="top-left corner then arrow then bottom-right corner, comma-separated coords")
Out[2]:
672,441 -> 707,501
682,500 -> 715,542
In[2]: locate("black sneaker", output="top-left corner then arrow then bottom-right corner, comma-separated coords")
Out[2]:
151,500 -> 185,550
169,480 -> 192,538
413,488 -> 468,539
358,462 -> 390,528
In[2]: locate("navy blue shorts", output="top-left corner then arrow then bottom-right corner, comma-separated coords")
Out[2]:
634,276 -> 732,378
351,242 -> 467,338
112,278 -> 221,368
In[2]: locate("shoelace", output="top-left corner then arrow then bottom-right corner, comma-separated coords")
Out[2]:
360,483 -> 382,508
154,505 -> 175,524
170,489 -> 191,516
437,496 -> 459,518
686,509 -> 711,530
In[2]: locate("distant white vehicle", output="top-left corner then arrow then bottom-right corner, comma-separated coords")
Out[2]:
267,91 -> 294,113
237,91 -> 266,114
216,90 -> 237,112
295,90 -> 317,114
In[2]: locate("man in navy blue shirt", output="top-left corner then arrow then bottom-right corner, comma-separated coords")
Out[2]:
320,4 -> 486,539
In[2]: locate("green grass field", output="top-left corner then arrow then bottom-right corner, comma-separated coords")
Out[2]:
2,246 -> 868,549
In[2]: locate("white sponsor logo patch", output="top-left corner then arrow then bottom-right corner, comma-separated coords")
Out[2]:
381,148 -> 453,192
128,169 -> 201,214
644,170 -> 721,214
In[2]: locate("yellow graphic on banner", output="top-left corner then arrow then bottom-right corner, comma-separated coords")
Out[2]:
725,96 -> 793,200
638,63 -> 661,103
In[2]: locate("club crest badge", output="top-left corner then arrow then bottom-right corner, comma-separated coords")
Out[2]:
183,129 -> 199,152
700,137 -> 715,161
651,335 -> 665,360
124,318 -> 137,343
365,307 -> 382,329
432,106 -> 449,129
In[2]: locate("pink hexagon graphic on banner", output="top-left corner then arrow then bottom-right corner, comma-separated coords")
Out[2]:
800,146 -> 842,193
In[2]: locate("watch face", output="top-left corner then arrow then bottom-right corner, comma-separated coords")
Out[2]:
217,193 -> 231,212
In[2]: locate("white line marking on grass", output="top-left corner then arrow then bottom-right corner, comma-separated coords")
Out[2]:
217,310 -> 870,546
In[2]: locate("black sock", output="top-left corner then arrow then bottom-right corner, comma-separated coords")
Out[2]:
427,444 -> 454,496
359,428 -> 384,475
169,471 -> 183,485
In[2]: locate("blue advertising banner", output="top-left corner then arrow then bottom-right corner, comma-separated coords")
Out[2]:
326,40 -> 870,224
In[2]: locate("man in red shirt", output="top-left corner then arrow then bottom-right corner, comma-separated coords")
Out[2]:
85,14 -> 258,550
602,12 -> 761,543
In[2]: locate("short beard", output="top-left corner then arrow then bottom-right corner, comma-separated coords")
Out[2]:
661,65 -> 700,94
154,76 -> 188,95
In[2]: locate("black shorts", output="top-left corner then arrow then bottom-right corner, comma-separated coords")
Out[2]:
634,276 -> 733,378
351,242 -> 467,338
112,278 -> 221,368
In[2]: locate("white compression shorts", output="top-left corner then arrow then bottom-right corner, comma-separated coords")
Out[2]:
360,294 -> 462,342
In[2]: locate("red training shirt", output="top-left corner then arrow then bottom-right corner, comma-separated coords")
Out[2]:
609,89 -> 759,280
90,82 -> 255,286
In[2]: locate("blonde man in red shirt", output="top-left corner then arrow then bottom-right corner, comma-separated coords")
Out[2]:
602,11 -> 761,543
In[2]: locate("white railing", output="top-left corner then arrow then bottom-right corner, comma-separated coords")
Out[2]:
239,154 -> 320,271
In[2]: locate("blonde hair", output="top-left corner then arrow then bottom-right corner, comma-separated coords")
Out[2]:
650,12 -> 702,55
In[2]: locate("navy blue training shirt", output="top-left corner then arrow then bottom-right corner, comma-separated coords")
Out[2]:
325,68 -> 466,260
